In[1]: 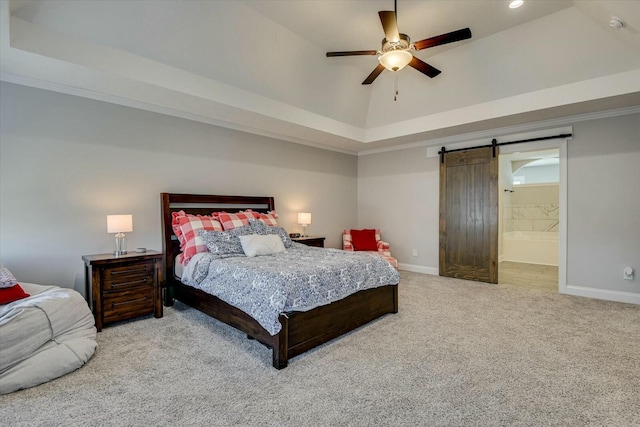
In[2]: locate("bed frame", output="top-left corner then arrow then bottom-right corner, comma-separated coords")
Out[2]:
161,193 -> 398,369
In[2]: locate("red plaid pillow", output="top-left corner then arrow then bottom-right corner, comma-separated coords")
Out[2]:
257,211 -> 279,227
216,210 -> 260,230
172,211 -> 223,265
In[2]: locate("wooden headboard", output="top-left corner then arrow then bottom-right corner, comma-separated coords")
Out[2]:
160,193 -> 275,285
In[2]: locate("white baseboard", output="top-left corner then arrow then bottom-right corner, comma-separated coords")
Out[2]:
397,264 -> 639,306
563,285 -> 640,305
398,263 -> 439,276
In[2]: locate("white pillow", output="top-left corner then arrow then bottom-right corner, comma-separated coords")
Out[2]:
0,264 -> 19,289
239,234 -> 286,257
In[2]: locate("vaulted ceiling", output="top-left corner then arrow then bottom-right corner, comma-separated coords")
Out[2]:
1,0 -> 639,154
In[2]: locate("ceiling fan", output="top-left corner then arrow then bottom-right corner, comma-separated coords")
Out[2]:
326,0 -> 472,85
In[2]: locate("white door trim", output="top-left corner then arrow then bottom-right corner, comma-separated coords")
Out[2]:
497,132 -> 570,294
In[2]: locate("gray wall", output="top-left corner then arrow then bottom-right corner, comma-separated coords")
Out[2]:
567,113 -> 640,295
358,113 -> 640,300
2,82 -> 638,303
357,147 -> 440,273
0,82 -> 358,295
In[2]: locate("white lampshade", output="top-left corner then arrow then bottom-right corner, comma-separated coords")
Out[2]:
107,214 -> 133,233
297,212 -> 312,226
378,50 -> 412,72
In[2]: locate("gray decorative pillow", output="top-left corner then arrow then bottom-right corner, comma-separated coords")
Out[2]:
199,225 -> 254,259
0,263 -> 19,289
248,219 -> 293,248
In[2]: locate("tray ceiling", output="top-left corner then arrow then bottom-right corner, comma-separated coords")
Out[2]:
1,0 -> 639,154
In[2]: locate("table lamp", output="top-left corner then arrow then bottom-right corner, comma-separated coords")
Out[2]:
107,214 -> 133,256
297,212 -> 311,237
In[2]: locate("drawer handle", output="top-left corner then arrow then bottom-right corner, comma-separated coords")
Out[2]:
110,278 -> 148,289
111,266 -> 147,275
112,296 -> 148,308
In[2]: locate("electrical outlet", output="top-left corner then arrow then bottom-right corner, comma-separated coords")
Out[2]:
623,267 -> 634,281
412,249 -> 418,257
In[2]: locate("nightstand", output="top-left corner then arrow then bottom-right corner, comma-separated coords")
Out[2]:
291,236 -> 325,248
82,251 -> 163,331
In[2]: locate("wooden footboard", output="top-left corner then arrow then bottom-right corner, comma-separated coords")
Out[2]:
280,284 -> 398,366
166,280 -> 397,369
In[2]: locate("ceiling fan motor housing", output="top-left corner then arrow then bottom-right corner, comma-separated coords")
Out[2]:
381,33 -> 411,53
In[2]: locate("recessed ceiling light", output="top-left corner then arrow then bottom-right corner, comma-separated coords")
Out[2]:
509,0 -> 524,9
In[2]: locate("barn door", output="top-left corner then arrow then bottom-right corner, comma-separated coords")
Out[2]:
439,147 -> 498,283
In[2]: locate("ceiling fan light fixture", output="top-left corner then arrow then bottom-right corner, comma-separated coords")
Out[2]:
378,50 -> 412,72
509,0 -> 524,9
326,6 -> 472,84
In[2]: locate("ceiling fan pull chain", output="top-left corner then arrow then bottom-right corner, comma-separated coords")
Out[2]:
394,75 -> 399,101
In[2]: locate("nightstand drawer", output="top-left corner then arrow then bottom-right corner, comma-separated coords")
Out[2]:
102,261 -> 154,291
103,287 -> 154,323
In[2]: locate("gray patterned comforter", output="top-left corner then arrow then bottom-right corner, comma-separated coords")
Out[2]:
182,243 -> 400,335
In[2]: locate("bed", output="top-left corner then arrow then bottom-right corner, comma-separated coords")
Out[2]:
0,282 -> 97,394
161,193 -> 400,369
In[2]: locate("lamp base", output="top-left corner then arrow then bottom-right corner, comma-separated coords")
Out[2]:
114,233 -> 127,256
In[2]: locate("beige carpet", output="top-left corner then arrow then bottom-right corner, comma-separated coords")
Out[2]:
1,272 -> 638,426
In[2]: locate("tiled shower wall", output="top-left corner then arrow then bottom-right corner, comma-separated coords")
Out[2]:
503,204 -> 559,232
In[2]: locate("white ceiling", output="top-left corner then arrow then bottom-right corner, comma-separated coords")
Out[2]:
1,0 -> 639,154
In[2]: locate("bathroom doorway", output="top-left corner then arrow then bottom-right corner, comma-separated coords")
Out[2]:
498,149 -> 560,291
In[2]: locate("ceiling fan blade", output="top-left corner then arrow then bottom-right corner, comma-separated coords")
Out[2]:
409,56 -> 441,78
413,28 -> 472,51
326,50 -> 378,57
362,64 -> 386,85
379,11 -> 400,43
